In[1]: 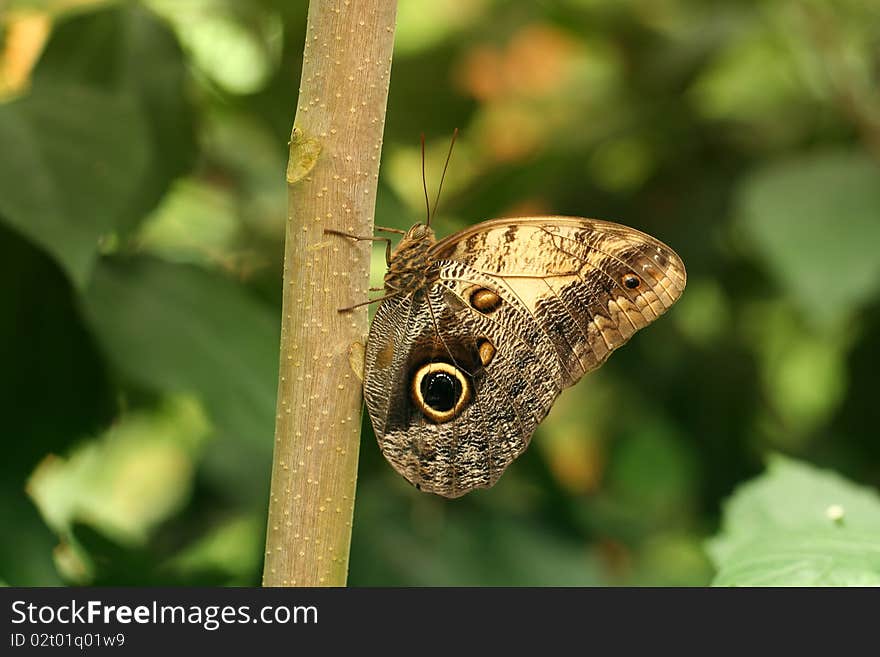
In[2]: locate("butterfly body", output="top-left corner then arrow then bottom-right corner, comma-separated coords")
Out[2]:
382,224 -> 437,293
362,216 -> 686,498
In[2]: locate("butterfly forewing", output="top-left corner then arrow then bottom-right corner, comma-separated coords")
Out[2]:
432,218 -> 685,382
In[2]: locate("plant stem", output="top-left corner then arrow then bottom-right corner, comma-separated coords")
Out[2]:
262,0 -> 397,587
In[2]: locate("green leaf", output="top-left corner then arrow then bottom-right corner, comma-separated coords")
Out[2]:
34,4 -> 196,234
84,257 -> 278,448
708,455 -> 880,586
737,150 -> 880,329
712,531 -> 880,586
136,179 -> 240,265
168,514 -> 264,584
27,396 -> 209,547
0,4 -> 195,286
0,84 -> 149,286
83,257 -> 278,503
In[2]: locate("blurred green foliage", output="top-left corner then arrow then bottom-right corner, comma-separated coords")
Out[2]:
1,0 -> 878,586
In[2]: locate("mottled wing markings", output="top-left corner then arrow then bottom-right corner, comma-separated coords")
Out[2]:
536,225 -> 683,362
366,292 -> 417,441
422,287 -> 519,495
547,241 -> 650,356
434,266 -> 565,407
434,276 -> 560,426
483,273 -> 582,386
370,292 -> 432,482
431,217 -> 686,389
421,290 -> 458,493
544,225 -> 684,305
427,288 -> 528,494
428,280 -> 554,493
537,227 -> 653,348
371,278 -> 550,496
538,276 -> 592,376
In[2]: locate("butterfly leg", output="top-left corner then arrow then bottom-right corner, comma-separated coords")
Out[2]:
375,226 -> 406,235
324,228 -> 392,264
337,291 -> 401,313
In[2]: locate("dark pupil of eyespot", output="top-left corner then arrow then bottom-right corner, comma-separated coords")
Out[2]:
421,371 -> 461,412
624,275 -> 640,289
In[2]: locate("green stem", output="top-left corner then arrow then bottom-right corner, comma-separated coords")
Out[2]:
262,0 -> 398,587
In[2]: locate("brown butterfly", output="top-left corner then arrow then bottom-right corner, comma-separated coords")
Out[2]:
328,132 -> 686,498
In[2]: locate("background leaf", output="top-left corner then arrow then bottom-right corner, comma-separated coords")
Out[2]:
0,84 -> 149,285
708,455 -> 880,586
33,4 -> 197,235
0,4 -> 194,285
737,150 -> 880,329
712,531 -> 880,586
83,257 -> 279,504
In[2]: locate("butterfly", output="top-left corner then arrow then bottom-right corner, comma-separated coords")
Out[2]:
328,133 -> 686,498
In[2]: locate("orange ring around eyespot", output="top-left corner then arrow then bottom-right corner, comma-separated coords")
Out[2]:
410,362 -> 472,423
622,273 -> 641,289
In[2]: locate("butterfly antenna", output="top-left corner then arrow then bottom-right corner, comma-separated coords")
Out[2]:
421,133 -> 431,225
429,127 -> 458,226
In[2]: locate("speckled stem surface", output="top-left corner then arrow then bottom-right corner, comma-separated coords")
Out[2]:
262,0 -> 397,587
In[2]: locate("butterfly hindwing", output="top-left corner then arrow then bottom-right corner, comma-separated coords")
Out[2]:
364,284 -> 547,496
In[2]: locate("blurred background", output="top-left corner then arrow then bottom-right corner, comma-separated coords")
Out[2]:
1,0 -> 879,586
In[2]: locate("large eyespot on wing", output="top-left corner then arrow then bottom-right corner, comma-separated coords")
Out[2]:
410,361 -> 472,423
430,215 -> 686,386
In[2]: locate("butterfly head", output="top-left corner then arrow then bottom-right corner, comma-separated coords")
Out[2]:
406,222 -> 435,242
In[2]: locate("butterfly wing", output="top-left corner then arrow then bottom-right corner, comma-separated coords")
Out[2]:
364,280 -> 563,498
364,216 -> 686,497
432,216 -> 687,383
